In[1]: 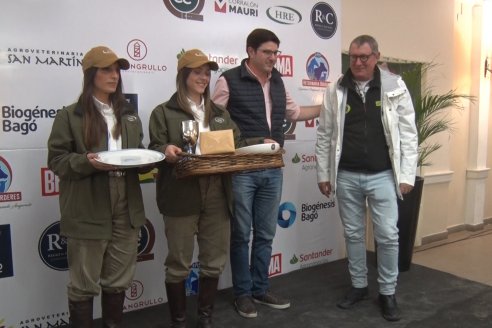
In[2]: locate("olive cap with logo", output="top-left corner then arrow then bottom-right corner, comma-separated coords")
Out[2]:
81,46 -> 130,71
177,49 -> 219,71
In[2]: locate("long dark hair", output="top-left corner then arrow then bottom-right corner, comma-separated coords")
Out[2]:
79,66 -> 127,149
175,67 -> 213,127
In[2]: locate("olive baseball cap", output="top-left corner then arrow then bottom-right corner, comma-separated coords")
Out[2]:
177,49 -> 219,71
82,46 -> 130,71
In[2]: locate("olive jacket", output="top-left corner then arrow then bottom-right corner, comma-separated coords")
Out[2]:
148,93 -> 244,217
47,101 -> 147,239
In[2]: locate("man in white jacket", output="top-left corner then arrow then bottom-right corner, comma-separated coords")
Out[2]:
315,35 -> 418,321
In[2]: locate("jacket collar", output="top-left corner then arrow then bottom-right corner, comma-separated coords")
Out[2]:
167,92 -> 224,117
239,58 -> 282,83
340,66 -> 382,90
74,98 -> 136,117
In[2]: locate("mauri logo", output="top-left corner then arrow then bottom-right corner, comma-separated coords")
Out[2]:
302,52 -> 330,88
214,0 -> 258,17
164,0 -> 204,21
310,2 -> 337,39
0,156 -> 22,203
267,6 -> 302,25
38,221 -> 68,271
278,202 -> 296,228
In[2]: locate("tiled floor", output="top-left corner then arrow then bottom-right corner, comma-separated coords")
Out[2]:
412,223 -> 492,286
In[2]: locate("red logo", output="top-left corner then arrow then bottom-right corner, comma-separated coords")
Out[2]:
268,253 -> 282,276
275,55 -> 293,77
126,280 -> 144,301
305,118 -> 319,128
215,0 -> 226,13
41,168 -> 59,196
127,39 -> 148,61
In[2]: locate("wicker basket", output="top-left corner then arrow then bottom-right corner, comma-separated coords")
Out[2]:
175,150 -> 284,179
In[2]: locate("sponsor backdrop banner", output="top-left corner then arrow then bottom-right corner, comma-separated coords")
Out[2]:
0,0 -> 342,326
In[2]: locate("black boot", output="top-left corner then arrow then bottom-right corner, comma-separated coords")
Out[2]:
165,281 -> 186,328
197,277 -> 219,328
379,294 -> 401,321
102,291 -> 125,328
68,298 -> 93,328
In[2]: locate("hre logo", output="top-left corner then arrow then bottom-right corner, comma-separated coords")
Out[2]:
268,253 -> 282,276
41,168 -> 59,196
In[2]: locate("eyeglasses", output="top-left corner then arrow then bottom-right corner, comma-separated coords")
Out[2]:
349,53 -> 374,63
258,49 -> 282,57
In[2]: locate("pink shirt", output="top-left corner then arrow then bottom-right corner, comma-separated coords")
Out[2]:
211,61 -> 300,131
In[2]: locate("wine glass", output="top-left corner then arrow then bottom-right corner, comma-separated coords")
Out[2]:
182,120 -> 199,154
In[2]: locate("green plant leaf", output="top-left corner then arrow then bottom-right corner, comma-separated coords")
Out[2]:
401,63 -> 475,167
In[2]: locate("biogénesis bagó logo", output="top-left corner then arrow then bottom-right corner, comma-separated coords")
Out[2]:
300,200 -> 335,222
278,199 -> 335,226
278,202 -> 296,228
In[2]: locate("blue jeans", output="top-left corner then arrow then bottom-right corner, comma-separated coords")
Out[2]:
230,168 -> 283,297
336,169 -> 399,295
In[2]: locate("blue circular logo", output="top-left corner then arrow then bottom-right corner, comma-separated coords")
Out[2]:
306,52 -> 329,81
168,0 -> 200,13
0,156 -> 13,193
278,202 -> 296,228
38,221 -> 68,271
310,2 -> 338,39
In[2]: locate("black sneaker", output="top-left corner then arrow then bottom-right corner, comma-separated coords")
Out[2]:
234,295 -> 258,318
336,287 -> 369,309
379,294 -> 401,321
253,291 -> 290,309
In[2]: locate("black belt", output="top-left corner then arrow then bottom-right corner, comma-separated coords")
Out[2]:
108,170 -> 126,177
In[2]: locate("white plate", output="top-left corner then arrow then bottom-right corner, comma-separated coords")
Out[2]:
95,149 -> 165,168
235,143 -> 281,155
